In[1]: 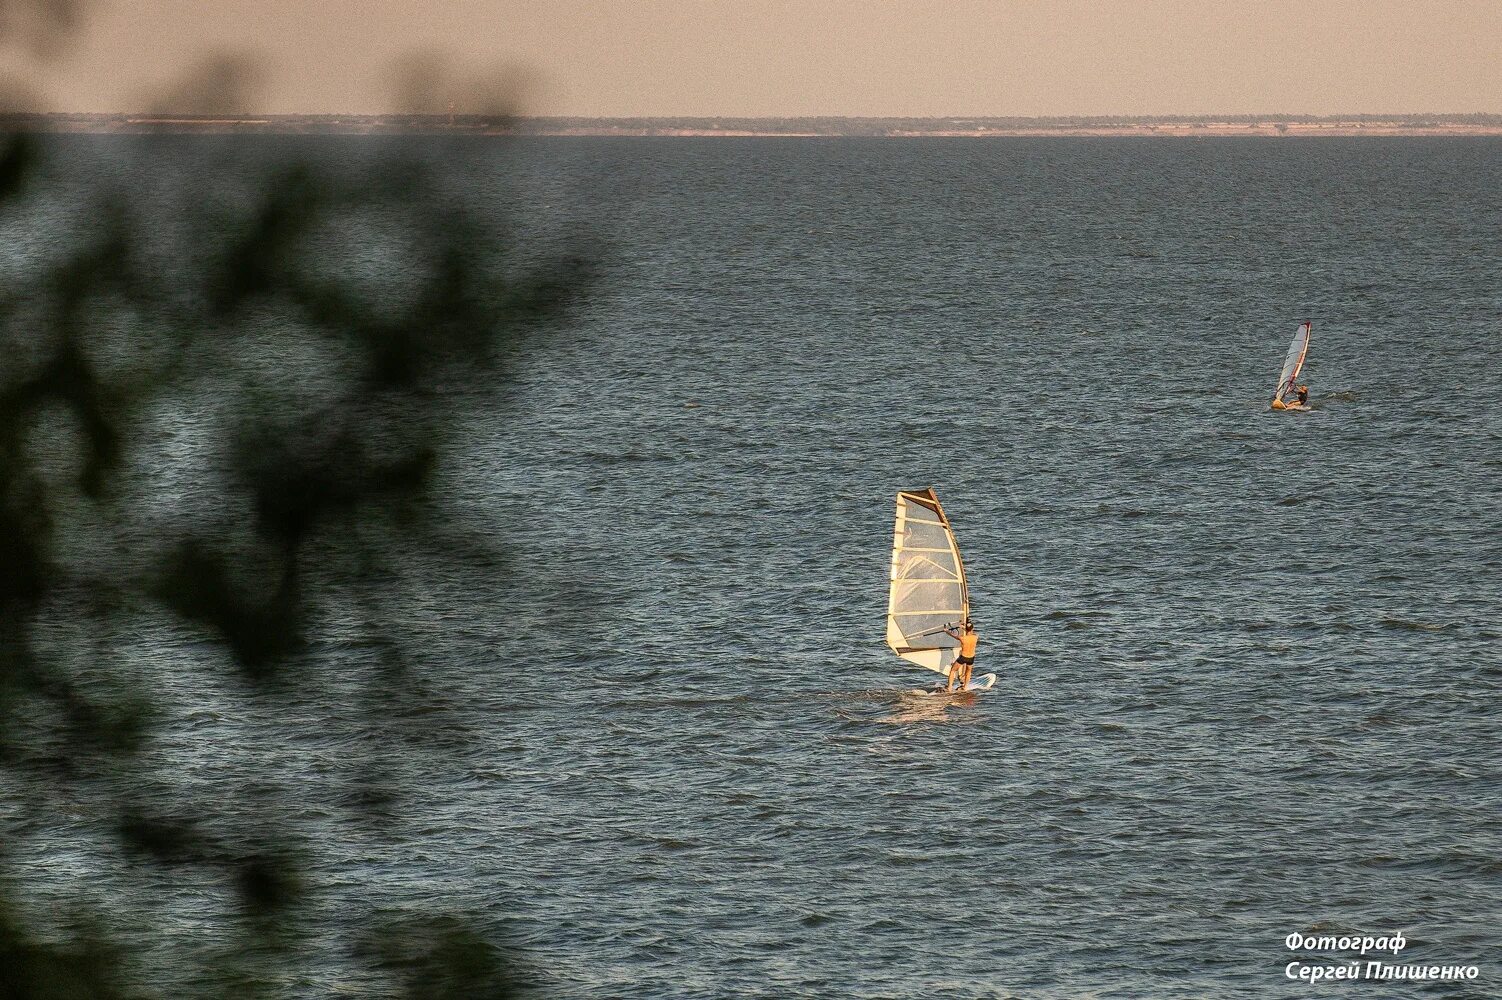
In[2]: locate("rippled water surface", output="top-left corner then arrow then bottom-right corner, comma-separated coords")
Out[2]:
18,137 -> 1502,998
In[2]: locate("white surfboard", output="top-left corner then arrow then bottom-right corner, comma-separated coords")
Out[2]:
909,673 -> 996,696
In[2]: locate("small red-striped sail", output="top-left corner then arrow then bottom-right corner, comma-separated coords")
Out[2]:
1274,321 -> 1312,403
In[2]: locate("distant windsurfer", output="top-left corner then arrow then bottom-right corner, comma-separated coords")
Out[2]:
943,620 -> 978,692
1270,321 -> 1312,410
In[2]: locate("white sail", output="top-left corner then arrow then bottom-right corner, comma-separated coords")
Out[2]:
1274,321 -> 1312,401
885,488 -> 969,676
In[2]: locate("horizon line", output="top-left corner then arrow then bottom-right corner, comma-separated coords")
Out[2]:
8,111 -> 1502,139
5,111 -> 1502,121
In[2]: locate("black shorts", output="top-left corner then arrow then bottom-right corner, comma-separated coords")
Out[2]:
955,655 -> 975,666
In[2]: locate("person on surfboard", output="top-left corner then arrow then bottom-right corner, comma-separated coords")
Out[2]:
1296,384 -> 1309,406
943,620 -> 978,692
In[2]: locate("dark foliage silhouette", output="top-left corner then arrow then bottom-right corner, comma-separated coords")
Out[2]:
0,48 -> 590,999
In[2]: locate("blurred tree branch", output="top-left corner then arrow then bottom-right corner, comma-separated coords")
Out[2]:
0,41 -> 592,998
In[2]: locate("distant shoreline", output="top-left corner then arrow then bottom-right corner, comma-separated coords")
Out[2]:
4,113 -> 1502,137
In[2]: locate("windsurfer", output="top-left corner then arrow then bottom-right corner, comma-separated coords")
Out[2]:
1271,321 -> 1312,410
944,620 -> 978,692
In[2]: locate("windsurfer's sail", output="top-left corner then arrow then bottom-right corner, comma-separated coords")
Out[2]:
885,488 -> 969,676
1273,321 -> 1312,403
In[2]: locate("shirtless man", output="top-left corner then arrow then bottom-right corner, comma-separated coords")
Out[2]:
943,620 -> 978,692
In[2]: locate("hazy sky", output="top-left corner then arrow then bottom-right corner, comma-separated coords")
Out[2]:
8,0 -> 1502,116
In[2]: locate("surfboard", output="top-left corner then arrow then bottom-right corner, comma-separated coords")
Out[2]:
909,673 -> 997,696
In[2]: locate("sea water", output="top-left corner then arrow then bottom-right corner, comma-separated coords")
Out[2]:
9,136 -> 1501,998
